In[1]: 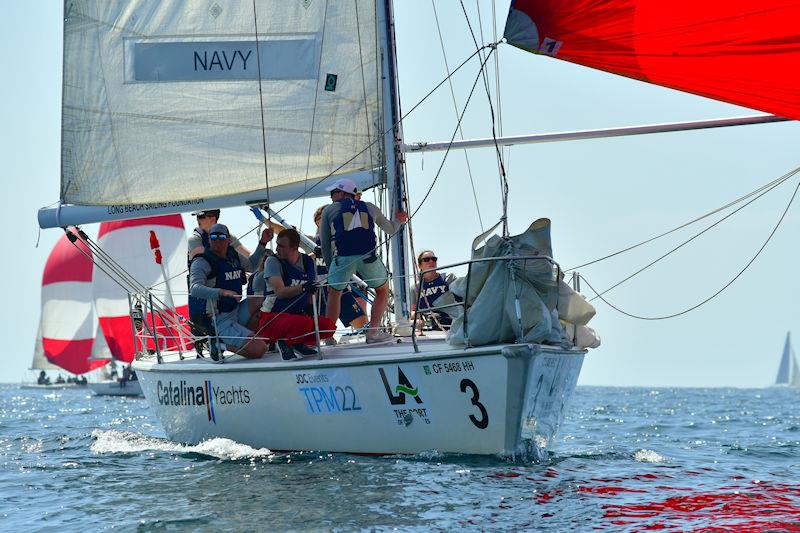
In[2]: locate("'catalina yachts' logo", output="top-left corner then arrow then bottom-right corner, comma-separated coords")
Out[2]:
156,380 -> 250,424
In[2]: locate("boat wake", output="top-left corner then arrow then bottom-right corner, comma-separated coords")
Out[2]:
90,429 -> 276,461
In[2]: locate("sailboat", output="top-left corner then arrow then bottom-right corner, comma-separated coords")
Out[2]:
774,332 -> 800,388
87,215 -> 190,397
24,232 -> 108,389
36,1 -> 798,454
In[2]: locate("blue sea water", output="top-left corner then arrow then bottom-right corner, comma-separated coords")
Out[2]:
1,385 -> 798,531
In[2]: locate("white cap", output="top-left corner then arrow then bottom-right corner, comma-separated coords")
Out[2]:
325,178 -> 358,195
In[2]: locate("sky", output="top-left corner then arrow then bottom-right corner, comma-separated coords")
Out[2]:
2,1 -> 798,386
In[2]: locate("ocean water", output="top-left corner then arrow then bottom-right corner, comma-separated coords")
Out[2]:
1,385 -> 798,532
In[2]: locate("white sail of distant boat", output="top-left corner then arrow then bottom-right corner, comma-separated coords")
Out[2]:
774,332 -> 800,387
36,0 -> 800,454
31,323 -> 60,371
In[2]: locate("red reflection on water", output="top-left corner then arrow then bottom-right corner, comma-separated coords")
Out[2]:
601,481 -> 800,532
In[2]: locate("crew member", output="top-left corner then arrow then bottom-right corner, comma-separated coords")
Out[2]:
319,179 -> 407,344
312,205 -> 368,333
411,250 -> 460,330
257,228 -> 337,361
189,223 -> 271,359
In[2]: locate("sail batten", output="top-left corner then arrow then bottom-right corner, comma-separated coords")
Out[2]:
62,0 -> 382,207
505,0 -> 800,121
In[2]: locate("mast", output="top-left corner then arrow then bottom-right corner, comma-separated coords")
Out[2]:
378,0 -> 411,329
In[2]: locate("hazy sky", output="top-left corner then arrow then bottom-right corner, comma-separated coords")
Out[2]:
3,1 -> 798,386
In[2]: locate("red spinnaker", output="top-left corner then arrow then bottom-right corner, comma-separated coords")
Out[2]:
504,0 -> 800,120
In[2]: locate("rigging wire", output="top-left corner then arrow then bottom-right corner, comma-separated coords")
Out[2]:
565,165 -> 800,271
579,174 -> 800,320
459,0 -> 508,236
272,43 -> 495,216
431,0 -> 485,232
410,50 -> 495,220
299,0 -> 331,232
588,168 -> 800,300
251,0 -> 271,208
354,0 -> 378,178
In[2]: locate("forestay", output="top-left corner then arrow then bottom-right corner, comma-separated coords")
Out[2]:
61,0 -> 383,206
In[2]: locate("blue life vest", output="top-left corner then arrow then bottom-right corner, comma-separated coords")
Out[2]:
417,274 -> 450,311
331,198 -> 376,257
270,254 -> 316,315
188,229 -> 211,317
202,248 -> 246,314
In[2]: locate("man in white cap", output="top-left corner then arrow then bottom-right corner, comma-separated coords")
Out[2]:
319,178 -> 407,343
189,223 -> 273,359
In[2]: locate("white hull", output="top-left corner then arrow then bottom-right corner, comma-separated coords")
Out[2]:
20,383 -> 86,390
134,338 -> 584,455
88,380 -> 143,397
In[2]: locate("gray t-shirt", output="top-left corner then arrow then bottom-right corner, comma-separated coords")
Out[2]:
189,245 -> 266,314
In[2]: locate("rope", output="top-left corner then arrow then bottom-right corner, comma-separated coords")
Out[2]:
299,0 -> 331,232
251,0 -> 271,207
588,168 -> 800,301
459,0 -> 508,235
431,0 -> 485,233
580,175 -> 800,320
273,44 -> 495,217
566,165 -> 800,271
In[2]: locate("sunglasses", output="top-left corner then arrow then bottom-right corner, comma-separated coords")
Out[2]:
209,233 -> 228,240
196,214 -> 208,219
420,256 -> 438,263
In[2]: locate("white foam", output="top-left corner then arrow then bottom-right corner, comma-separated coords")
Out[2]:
633,449 -> 668,463
90,429 -> 274,460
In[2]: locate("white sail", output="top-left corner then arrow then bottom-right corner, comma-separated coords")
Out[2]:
31,322 -> 60,371
774,332 -> 799,387
87,322 -> 113,362
61,0 -> 382,207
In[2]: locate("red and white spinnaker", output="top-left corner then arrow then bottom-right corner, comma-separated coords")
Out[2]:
93,215 -> 190,362
39,232 -> 107,374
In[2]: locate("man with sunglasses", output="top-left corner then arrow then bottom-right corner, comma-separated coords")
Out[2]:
189,223 -> 272,359
318,178 -> 407,344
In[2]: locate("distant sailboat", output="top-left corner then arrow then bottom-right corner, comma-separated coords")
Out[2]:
774,332 -> 800,387
24,232 -> 108,389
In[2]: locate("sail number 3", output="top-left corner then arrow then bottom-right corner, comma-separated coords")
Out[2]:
460,379 -> 488,429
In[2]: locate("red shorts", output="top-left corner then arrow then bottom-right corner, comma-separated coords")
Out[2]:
257,312 -> 336,346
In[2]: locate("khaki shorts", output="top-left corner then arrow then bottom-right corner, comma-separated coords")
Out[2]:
326,254 -> 388,291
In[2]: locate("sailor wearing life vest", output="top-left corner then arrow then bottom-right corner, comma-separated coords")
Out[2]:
186,209 -> 256,325
319,179 -> 408,344
189,223 -> 272,359
311,205 -> 369,332
411,250 -> 461,330
255,228 -> 337,361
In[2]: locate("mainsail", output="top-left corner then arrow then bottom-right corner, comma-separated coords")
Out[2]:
93,215 -> 189,362
774,332 -> 800,387
504,0 -> 800,120
40,233 -> 107,374
59,0 -> 383,209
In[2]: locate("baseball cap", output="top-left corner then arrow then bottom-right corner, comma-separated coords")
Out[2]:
324,178 -> 358,195
209,223 -> 229,235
